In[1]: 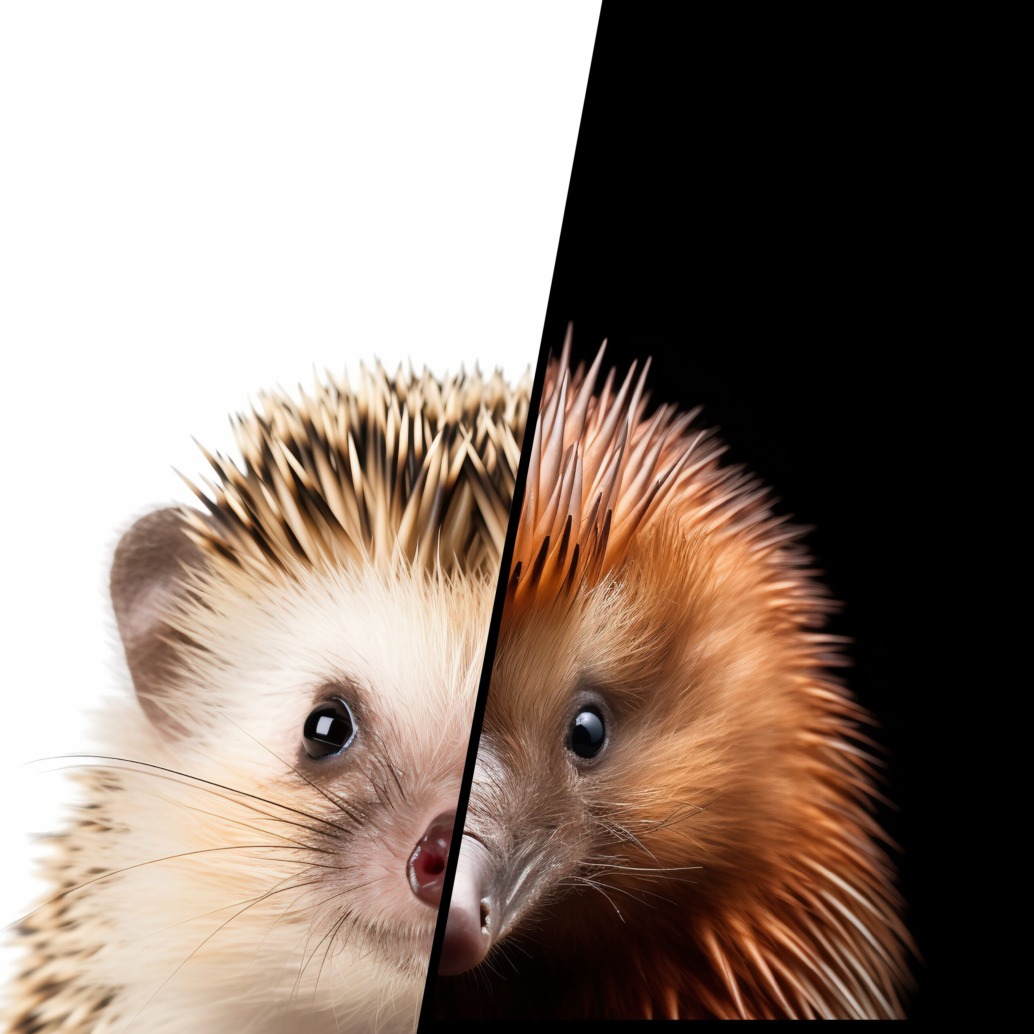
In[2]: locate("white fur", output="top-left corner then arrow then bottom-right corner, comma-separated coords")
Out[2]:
37,560 -> 493,1033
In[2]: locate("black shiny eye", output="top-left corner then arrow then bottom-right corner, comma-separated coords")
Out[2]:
568,708 -> 606,759
303,698 -> 356,759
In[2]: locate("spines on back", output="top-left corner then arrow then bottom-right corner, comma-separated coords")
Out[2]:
182,362 -> 531,580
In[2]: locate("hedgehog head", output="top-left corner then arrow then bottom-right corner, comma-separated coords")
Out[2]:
77,363 -> 529,1028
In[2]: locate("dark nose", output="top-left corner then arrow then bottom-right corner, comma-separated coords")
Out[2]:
408,812 -> 454,905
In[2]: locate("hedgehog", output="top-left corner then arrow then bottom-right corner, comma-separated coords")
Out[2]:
7,362 -> 530,1034
435,338 -> 914,1019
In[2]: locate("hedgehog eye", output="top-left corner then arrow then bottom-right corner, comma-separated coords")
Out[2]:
568,708 -> 606,760
303,698 -> 356,759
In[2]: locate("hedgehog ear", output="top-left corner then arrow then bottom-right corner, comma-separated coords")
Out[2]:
110,507 -> 208,727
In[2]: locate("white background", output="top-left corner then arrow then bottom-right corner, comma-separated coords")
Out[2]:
0,1 -> 599,992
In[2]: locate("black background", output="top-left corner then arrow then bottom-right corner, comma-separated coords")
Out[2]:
537,4 -> 934,1020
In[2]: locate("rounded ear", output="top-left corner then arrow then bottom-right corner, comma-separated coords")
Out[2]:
110,507 -> 208,728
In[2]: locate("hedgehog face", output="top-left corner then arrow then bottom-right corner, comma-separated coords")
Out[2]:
186,559 -> 491,979
68,361 -> 528,1030
91,534 -> 494,1028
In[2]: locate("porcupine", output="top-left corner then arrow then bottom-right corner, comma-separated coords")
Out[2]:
436,339 -> 914,1019
7,363 -> 529,1033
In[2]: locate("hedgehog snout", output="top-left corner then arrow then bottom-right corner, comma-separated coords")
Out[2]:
439,835 -> 494,976
408,811 -> 455,906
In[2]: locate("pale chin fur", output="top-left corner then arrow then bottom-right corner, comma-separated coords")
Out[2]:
40,559 -> 492,1034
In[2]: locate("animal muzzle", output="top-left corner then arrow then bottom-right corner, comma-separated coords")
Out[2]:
439,834 -> 495,975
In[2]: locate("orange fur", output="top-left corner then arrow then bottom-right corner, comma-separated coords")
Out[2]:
439,343 -> 913,1019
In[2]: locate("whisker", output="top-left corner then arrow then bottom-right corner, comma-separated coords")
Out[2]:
311,910 -> 352,1005
186,788 -> 338,841
162,793 -> 330,853
245,885 -> 343,995
126,768 -> 342,841
12,844 -> 314,929
225,719 -> 367,825
125,873 -> 322,1028
584,860 -> 703,875
573,876 -> 625,922
592,816 -> 660,862
132,875 -> 330,944
41,755 -> 351,834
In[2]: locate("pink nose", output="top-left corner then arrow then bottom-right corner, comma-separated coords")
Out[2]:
408,812 -> 454,905
439,835 -> 493,975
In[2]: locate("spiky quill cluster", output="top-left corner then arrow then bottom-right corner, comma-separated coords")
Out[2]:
185,361 -> 530,579
509,334 -> 805,609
